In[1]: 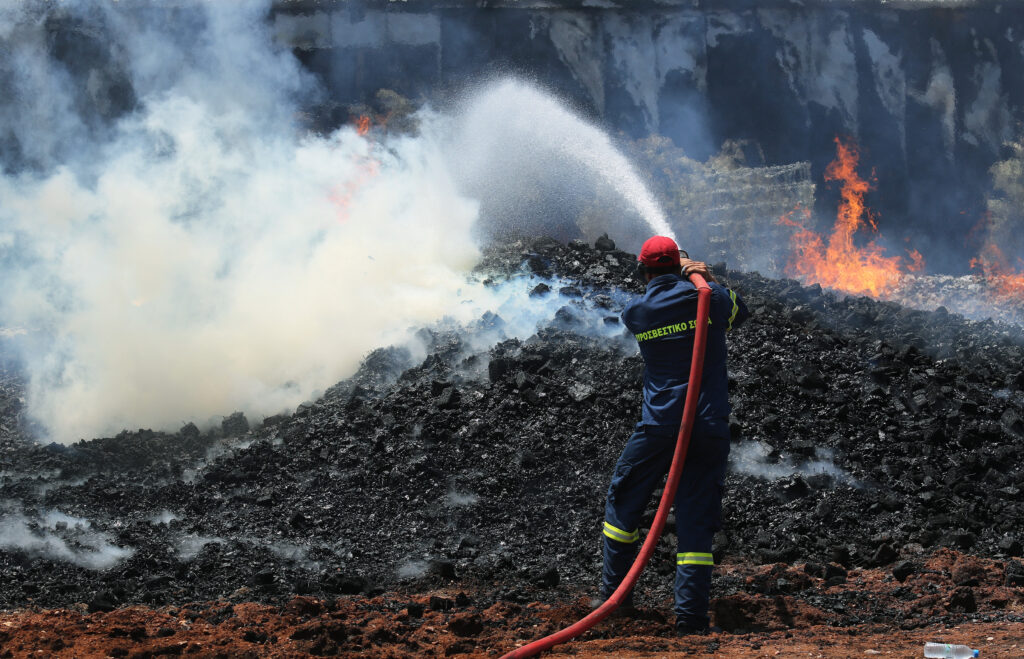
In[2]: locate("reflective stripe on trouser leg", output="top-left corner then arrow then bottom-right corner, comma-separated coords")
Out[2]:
601,522 -> 640,602
675,552 -> 714,628
673,433 -> 730,628
601,424 -> 677,602
603,521 -> 639,544
677,552 -> 714,566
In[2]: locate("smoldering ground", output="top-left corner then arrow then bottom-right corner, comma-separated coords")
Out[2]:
0,236 -> 1022,617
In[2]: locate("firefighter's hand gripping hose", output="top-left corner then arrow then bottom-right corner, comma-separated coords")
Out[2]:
499,274 -> 713,659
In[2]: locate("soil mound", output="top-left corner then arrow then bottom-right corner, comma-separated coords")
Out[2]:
1,236 -> 1022,634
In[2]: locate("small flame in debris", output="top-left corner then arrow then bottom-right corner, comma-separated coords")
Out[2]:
965,212 -> 993,251
355,115 -> 371,136
779,137 -> 922,297
329,155 -> 380,223
905,249 -> 925,273
328,128 -> 381,223
970,244 -> 1024,299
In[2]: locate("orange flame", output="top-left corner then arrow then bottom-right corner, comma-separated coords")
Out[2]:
779,137 -> 923,297
906,249 -> 925,273
965,212 -> 992,250
329,158 -> 379,223
328,117 -> 382,222
355,115 -> 371,136
970,243 -> 1024,299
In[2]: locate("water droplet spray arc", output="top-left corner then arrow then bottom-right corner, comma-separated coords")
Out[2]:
451,79 -> 674,242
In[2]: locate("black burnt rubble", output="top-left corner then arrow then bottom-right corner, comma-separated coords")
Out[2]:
1,236 -> 1023,629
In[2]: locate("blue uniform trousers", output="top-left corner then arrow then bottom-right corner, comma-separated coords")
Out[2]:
600,423 -> 730,629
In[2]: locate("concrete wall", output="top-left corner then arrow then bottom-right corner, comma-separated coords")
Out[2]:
273,2 -> 1024,262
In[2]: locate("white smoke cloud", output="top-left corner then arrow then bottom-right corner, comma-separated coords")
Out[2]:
0,4 -> 665,443
0,3 -> 482,442
3,117 -> 482,441
176,533 -> 224,561
730,441 -> 859,487
397,558 -> 429,580
0,508 -> 133,570
445,490 -> 480,507
147,510 -> 179,525
912,39 -> 957,157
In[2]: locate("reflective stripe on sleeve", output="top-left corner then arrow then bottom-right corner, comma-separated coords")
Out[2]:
603,521 -> 639,544
727,290 -> 739,331
676,552 -> 714,566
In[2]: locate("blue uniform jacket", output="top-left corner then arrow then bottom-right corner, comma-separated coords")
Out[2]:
621,274 -> 749,438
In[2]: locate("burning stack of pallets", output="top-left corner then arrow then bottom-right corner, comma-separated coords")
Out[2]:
696,161 -> 815,273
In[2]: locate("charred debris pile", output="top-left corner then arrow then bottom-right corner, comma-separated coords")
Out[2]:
1,236 -> 1023,613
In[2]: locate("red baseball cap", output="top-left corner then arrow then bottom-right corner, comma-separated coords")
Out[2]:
638,235 -> 681,267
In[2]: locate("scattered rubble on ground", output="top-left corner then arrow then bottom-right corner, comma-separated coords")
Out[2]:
1,236 -> 1023,656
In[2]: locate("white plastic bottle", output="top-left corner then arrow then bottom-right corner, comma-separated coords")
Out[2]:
923,642 -> 979,658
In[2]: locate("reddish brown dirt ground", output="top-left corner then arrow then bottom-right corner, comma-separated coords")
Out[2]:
2,552 -> 1022,658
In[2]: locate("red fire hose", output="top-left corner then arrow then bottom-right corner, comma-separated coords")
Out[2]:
500,273 -> 713,659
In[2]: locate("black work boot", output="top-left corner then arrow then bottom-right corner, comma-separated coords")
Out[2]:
674,621 -> 721,636
590,589 -> 636,618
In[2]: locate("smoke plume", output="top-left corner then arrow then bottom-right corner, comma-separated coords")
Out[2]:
0,3 -> 665,443
0,508 -> 133,570
0,3 -> 481,441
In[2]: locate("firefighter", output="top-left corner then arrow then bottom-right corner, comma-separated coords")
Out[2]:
599,235 -> 749,635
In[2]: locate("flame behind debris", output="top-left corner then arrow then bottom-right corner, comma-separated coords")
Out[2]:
906,249 -> 925,273
971,243 -> 1024,300
779,137 -> 922,298
355,115 -> 372,136
775,136 -> 1022,319
328,136 -> 381,223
